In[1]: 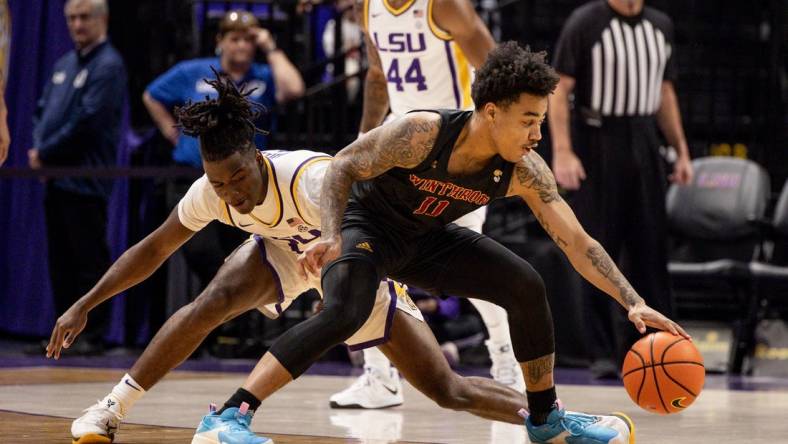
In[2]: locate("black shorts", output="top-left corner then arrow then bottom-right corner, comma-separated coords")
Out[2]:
332,202 -> 485,296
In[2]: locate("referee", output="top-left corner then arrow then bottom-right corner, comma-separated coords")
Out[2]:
548,0 -> 693,378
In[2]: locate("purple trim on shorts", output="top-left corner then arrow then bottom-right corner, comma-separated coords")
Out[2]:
444,41 -> 461,109
253,234 -> 285,315
346,280 -> 398,351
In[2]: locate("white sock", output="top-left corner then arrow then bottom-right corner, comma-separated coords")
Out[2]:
470,298 -> 512,346
363,347 -> 392,376
106,373 -> 146,413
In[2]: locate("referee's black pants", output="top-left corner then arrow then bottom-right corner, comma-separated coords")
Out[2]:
571,116 -> 674,366
45,184 -> 111,344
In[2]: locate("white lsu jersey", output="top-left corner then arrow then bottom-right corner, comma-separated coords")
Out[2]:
179,149 -> 329,245
177,149 -> 424,346
178,149 -> 330,315
365,0 -> 474,116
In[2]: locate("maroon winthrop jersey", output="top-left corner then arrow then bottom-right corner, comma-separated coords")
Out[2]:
349,109 -> 514,234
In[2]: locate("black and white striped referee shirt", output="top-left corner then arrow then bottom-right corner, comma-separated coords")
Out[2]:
553,0 -> 677,117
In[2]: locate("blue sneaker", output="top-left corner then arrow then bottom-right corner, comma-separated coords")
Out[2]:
521,400 -> 634,444
191,402 -> 273,444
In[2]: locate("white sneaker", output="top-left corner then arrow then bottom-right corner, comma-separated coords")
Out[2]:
71,396 -> 125,443
329,365 -> 404,409
486,340 -> 526,393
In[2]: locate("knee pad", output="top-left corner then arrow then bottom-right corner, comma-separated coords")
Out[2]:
503,264 -> 555,363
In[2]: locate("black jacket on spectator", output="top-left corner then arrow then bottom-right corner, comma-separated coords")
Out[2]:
34,40 -> 127,199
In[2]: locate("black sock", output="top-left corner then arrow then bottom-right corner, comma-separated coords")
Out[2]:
526,387 -> 557,426
218,388 -> 261,414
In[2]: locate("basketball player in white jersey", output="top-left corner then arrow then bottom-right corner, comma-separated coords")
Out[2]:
54,73 -> 528,444
329,0 -> 526,410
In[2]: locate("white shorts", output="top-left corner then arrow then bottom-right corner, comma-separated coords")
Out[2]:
247,235 -> 424,350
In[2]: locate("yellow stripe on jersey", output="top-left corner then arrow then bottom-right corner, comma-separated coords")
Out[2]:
452,42 -> 473,109
382,0 -> 417,16
363,0 -> 370,31
221,201 -> 235,226
291,156 -> 332,227
427,0 -> 452,41
247,155 -> 283,227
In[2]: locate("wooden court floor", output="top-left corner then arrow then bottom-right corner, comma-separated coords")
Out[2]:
1,367 -> 787,443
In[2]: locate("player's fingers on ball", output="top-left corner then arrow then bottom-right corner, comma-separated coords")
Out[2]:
676,323 -> 691,339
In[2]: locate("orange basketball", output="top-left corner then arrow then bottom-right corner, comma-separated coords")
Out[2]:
621,331 -> 705,414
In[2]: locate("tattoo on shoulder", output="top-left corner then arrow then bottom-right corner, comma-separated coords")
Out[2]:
516,154 -> 562,203
341,115 -> 439,180
386,117 -> 438,167
524,353 -> 554,386
585,244 -> 644,307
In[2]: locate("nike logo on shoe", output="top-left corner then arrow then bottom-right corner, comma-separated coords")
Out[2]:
124,379 -> 142,391
381,383 -> 399,395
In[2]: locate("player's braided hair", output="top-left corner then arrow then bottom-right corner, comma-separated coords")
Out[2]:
174,67 -> 268,161
471,41 -> 559,109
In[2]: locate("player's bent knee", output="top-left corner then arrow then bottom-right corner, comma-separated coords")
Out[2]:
190,285 -> 246,322
431,377 -> 471,411
319,259 -> 380,340
494,264 -> 546,312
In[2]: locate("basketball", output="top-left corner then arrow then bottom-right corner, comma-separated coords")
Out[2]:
621,332 -> 705,414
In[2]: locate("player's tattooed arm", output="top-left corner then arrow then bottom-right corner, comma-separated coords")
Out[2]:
510,152 -> 646,310
585,243 -> 645,308
523,353 -> 554,386
510,151 -> 563,204
321,113 -> 441,239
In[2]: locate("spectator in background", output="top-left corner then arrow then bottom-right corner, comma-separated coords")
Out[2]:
142,10 -> 305,289
322,0 -> 362,101
548,0 -> 693,378
29,0 -> 127,354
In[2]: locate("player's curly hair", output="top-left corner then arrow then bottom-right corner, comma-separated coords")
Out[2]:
174,67 -> 268,161
471,41 -> 559,109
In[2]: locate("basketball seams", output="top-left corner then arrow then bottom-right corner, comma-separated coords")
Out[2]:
625,348 -> 648,403
660,337 -> 687,361
623,360 -> 705,377
649,333 -> 670,413
660,364 -> 700,398
623,332 -> 705,414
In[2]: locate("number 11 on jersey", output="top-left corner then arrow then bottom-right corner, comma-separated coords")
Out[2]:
413,196 -> 449,217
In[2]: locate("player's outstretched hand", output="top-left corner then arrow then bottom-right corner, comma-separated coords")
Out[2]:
46,305 -> 88,359
297,237 -> 341,280
627,302 -> 691,340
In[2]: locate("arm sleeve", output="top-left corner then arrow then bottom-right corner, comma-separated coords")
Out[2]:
552,9 -> 587,77
294,158 -> 331,227
146,62 -> 189,109
38,61 -> 127,162
177,176 -> 221,232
